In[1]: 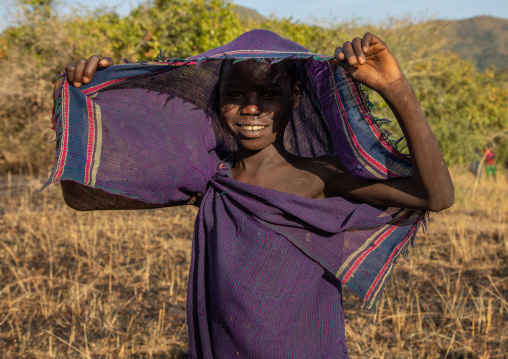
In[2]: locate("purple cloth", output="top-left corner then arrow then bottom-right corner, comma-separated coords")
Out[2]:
188,165 -> 420,358
43,29 -> 428,358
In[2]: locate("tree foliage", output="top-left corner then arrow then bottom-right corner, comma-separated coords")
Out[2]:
0,0 -> 507,174
361,19 -> 508,164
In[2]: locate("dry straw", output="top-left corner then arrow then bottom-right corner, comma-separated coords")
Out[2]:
0,168 -> 507,358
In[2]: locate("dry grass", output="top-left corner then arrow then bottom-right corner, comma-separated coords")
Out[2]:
0,168 -> 506,358
342,169 -> 508,358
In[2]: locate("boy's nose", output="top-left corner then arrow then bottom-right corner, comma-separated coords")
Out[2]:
240,95 -> 263,116
240,104 -> 262,116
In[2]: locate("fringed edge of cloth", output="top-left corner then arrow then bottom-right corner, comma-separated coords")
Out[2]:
39,75 -> 67,192
342,211 -> 429,311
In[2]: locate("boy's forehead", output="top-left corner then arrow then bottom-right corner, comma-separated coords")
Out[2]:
220,60 -> 295,86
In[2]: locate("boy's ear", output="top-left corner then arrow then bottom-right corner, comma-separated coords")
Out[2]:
292,82 -> 303,110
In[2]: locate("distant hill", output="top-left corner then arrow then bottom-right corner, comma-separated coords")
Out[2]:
232,7 -> 507,74
444,16 -> 508,72
234,5 -> 265,23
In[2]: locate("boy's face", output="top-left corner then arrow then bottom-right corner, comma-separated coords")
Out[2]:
219,60 -> 301,152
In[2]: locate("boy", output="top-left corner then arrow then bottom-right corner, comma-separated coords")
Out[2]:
51,30 -> 453,358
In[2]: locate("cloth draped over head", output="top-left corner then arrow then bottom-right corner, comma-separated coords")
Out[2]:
44,29 -> 426,312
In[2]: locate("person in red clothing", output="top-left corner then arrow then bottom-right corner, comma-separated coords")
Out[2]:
484,144 -> 497,180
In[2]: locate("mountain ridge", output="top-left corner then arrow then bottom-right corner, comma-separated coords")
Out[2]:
441,16 -> 508,72
234,6 -> 507,73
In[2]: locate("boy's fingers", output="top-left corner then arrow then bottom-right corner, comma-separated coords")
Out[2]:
65,63 -> 76,84
352,37 -> 365,64
63,55 -> 112,87
99,57 -> 114,67
362,32 -> 374,52
83,55 -> 100,84
73,59 -> 86,88
342,41 -> 357,66
334,46 -> 345,61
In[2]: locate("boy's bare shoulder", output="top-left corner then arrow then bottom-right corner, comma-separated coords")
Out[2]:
279,154 -> 348,199
288,154 -> 346,178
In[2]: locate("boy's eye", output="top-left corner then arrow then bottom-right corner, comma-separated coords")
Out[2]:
227,91 -> 243,97
262,92 -> 276,97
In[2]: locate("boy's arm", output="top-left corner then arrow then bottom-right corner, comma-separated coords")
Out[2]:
61,181 -> 201,210
325,33 -> 454,212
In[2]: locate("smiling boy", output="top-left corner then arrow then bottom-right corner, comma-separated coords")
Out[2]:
216,38 -> 452,209
50,30 -> 453,358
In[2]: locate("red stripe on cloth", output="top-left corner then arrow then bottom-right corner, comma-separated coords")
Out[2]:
82,79 -> 125,95
84,97 -> 95,185
174,61 -> 198,66
343,210 -> 411,283
334,84 -> 393,177
54,81 -> 71,181
364,219 -> 420,302
345,75 -> 409,161
214,50 -> 315,55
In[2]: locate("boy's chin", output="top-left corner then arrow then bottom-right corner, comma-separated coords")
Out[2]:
235,138 -> 275,152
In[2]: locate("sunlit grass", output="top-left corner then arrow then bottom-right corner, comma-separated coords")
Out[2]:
0,168 -> 506,358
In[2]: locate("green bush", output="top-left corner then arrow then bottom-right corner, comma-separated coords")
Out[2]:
1,0 -> 506,174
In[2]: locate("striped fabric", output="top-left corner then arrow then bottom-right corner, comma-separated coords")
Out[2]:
44,30 -> 427,358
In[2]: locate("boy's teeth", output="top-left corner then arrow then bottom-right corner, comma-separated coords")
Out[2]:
242,125 -> 266,131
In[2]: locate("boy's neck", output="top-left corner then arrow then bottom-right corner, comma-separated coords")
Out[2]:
234,141 -> 290,177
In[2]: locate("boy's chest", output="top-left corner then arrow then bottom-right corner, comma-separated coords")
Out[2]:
234,167 -> 328,199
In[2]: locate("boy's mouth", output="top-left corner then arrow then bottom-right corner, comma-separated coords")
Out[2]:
236,124 -> 268,131
235,123 -> 269,138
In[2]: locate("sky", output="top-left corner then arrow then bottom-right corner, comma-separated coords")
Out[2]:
234,0 -> 508,23
1,0 -> 507,29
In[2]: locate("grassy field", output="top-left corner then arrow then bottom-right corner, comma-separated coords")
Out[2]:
0,169 -> 506,358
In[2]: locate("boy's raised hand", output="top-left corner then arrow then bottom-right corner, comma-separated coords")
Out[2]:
65,55 -> 114,88
332,33 -> 402,92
